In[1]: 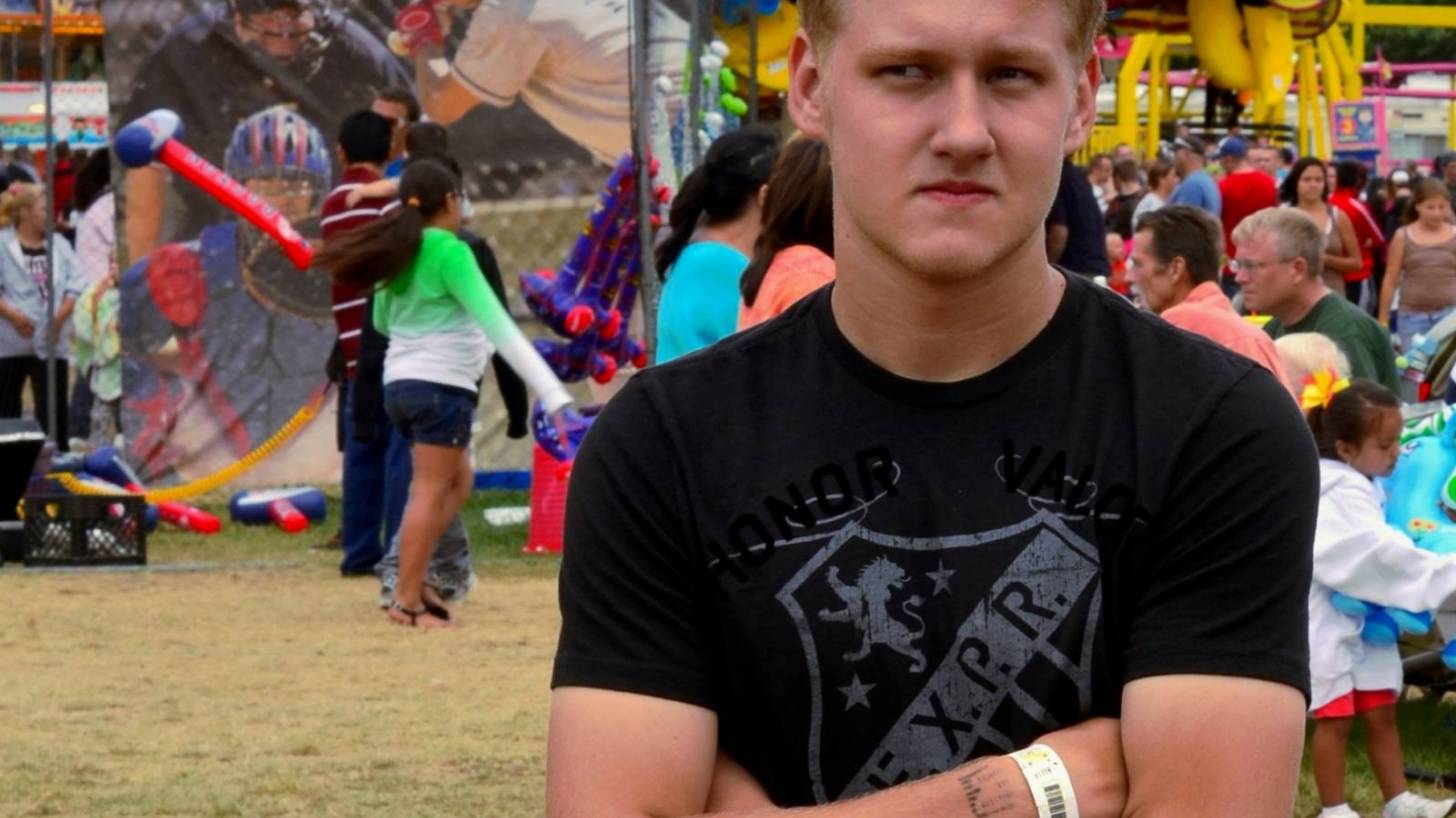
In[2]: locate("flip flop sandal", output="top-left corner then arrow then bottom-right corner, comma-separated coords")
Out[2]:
389,600 -> 448,627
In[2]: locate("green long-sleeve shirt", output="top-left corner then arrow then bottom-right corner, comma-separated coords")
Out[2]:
374,228 -> 571,411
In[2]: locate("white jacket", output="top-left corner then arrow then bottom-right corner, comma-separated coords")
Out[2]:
1310,459 -> 1456,709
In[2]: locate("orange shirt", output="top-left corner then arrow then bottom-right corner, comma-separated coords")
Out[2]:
737,245 -> 836,331
1161,282 -> 1294,397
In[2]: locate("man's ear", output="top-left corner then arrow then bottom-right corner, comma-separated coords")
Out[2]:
789,32 -> 828,140
1063,54 -> 1101,156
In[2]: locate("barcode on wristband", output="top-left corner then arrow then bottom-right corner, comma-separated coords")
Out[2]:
1045,783 -> 1068,818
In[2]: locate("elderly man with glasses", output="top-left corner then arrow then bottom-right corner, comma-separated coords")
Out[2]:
1235,207 -> 1399,391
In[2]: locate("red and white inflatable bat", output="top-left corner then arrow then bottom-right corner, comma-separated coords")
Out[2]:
115,109 -> 314,270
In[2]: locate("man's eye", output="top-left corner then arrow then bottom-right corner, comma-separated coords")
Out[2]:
989,67 -> 1035,83
881,65 -> 929,81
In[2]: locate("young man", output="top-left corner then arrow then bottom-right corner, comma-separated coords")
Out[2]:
1168,135 -> 1221,218
321,110 -> 406,576
370,87 -> 421,178
548,2 -> 1315,816
1235,207 -> 1399,392
1130,205 -> 1288,388
1329,160 -> 1387,311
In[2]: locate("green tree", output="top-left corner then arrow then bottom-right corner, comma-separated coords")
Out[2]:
1361,0 -> 1456,64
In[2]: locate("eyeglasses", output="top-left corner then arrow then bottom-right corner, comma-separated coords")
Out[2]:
1229,257 -> 1291,275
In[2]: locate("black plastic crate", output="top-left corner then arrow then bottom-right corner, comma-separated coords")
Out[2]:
23,494 -> 147,567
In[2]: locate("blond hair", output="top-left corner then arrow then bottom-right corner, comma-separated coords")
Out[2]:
1276,333 -> 1351,396
799,0 -> 1106,59
0,184 -> 42,230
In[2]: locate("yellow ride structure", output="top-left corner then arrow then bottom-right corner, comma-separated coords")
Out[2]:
1095,0 -> 1456,162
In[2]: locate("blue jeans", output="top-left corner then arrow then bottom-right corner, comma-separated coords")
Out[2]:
339,379 -> 411,574
1394,307 -> 1454,357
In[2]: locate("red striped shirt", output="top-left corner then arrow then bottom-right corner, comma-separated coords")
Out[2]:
322,166 -> 398,377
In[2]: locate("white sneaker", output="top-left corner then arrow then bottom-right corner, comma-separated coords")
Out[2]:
1318,804 -> 1361,818
1385,791 -> 1456,818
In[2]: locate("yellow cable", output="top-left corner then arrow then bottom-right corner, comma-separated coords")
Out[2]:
52,382 -> 333,504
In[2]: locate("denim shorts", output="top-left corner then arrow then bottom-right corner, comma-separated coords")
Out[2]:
383,380 -> 477,449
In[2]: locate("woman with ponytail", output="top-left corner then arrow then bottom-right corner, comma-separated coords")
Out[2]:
317,159 -> 572,628
0,183 -> 82,448
737,135 -> 834,330
656,125 -> 780,363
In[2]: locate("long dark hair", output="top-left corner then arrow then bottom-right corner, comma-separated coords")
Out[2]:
1279,157 -> 1327,205
315,158 -> 459,291
72,149 -> 112,214
741,136 -> 833,307
1306,378 -> 1399,460
656,124 -> 781,276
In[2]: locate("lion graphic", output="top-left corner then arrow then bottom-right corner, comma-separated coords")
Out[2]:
818,557 -> 928,673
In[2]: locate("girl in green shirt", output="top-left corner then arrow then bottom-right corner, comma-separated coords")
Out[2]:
319,159 -> 572,628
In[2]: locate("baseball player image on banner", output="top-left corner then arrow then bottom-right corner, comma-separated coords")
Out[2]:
119,106 -> 339,486
110,0 -> 412,260
397,0 -> 690,165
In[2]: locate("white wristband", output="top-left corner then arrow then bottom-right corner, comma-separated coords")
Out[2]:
1009,744 -> 1079,818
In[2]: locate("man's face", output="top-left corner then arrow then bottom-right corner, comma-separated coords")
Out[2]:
246,177 -> 316,225
1234,230 -> 1304,315
789,0 -> 1096,284
372,99 -> 411,160
1173,147 -> 1196,176
1250,148 -> 1277,177
1444,162 -> 1456,186
1128,229 -> 1179,314
234,7 -> 316,64
1114,144 -> 1134,162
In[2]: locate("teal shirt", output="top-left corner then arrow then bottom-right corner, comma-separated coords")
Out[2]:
656,241 -> 749,363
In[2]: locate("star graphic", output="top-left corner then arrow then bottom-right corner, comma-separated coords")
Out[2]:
839,674 -> 876,712
927,561 -> 956,596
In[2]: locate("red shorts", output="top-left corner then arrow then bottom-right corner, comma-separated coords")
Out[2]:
1313,689 -> 1398,720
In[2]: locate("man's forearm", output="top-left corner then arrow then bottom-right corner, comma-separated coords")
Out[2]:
693,756 -> 1034,818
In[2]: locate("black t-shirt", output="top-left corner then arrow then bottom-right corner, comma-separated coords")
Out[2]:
1047,159 -> 1111,278
553,274 -> 1316,807
20,243 -> 49,301
118,7 -> 411,244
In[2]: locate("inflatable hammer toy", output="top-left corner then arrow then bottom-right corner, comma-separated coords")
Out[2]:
229,487 -> 327,534
387,0 -> 448,57
115,110 -> 314,271
84,446 -> 222,535
532,402 -> 602,463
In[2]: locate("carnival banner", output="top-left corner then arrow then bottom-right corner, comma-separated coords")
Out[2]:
102,0 -> 689,485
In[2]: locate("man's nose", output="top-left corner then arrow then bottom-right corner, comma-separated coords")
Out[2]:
928,75 -> 995,160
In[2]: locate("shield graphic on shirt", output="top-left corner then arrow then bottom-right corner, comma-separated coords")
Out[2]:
775,510 -> 1102,804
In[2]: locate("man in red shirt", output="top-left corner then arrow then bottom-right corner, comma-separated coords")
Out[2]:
1216,137 -> 1277,292
1329,159 -> 1386,310
321,109 -> 404,576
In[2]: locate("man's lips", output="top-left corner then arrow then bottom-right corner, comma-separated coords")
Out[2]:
918,180 -> 995,204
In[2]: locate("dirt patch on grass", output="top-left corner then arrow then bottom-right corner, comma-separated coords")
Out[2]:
0,565 -> 558,817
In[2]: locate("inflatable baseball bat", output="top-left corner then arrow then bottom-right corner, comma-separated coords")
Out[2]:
68,471 -> 163,532
115,110 -> 314,270
229,488 -> 327,534
84,446 -> 222,535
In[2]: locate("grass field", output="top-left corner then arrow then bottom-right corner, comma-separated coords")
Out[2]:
1,490 -> 1454,817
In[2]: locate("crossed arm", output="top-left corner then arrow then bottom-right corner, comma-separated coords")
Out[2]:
546,674 -> 1306,818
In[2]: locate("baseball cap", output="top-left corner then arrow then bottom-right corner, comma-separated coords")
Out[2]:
1172,135 -> 1206,154
1216,136 -> 1248,158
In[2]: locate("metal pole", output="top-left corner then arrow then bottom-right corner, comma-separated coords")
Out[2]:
632,0 -> 662,365
42,0 -> 57,448
746,1 -> 760,123
687,0 -> 705,169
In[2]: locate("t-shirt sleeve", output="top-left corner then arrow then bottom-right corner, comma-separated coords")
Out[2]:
450,4 -> 549,108
551,380 -> 719,709
1120,367 -> 1317,701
